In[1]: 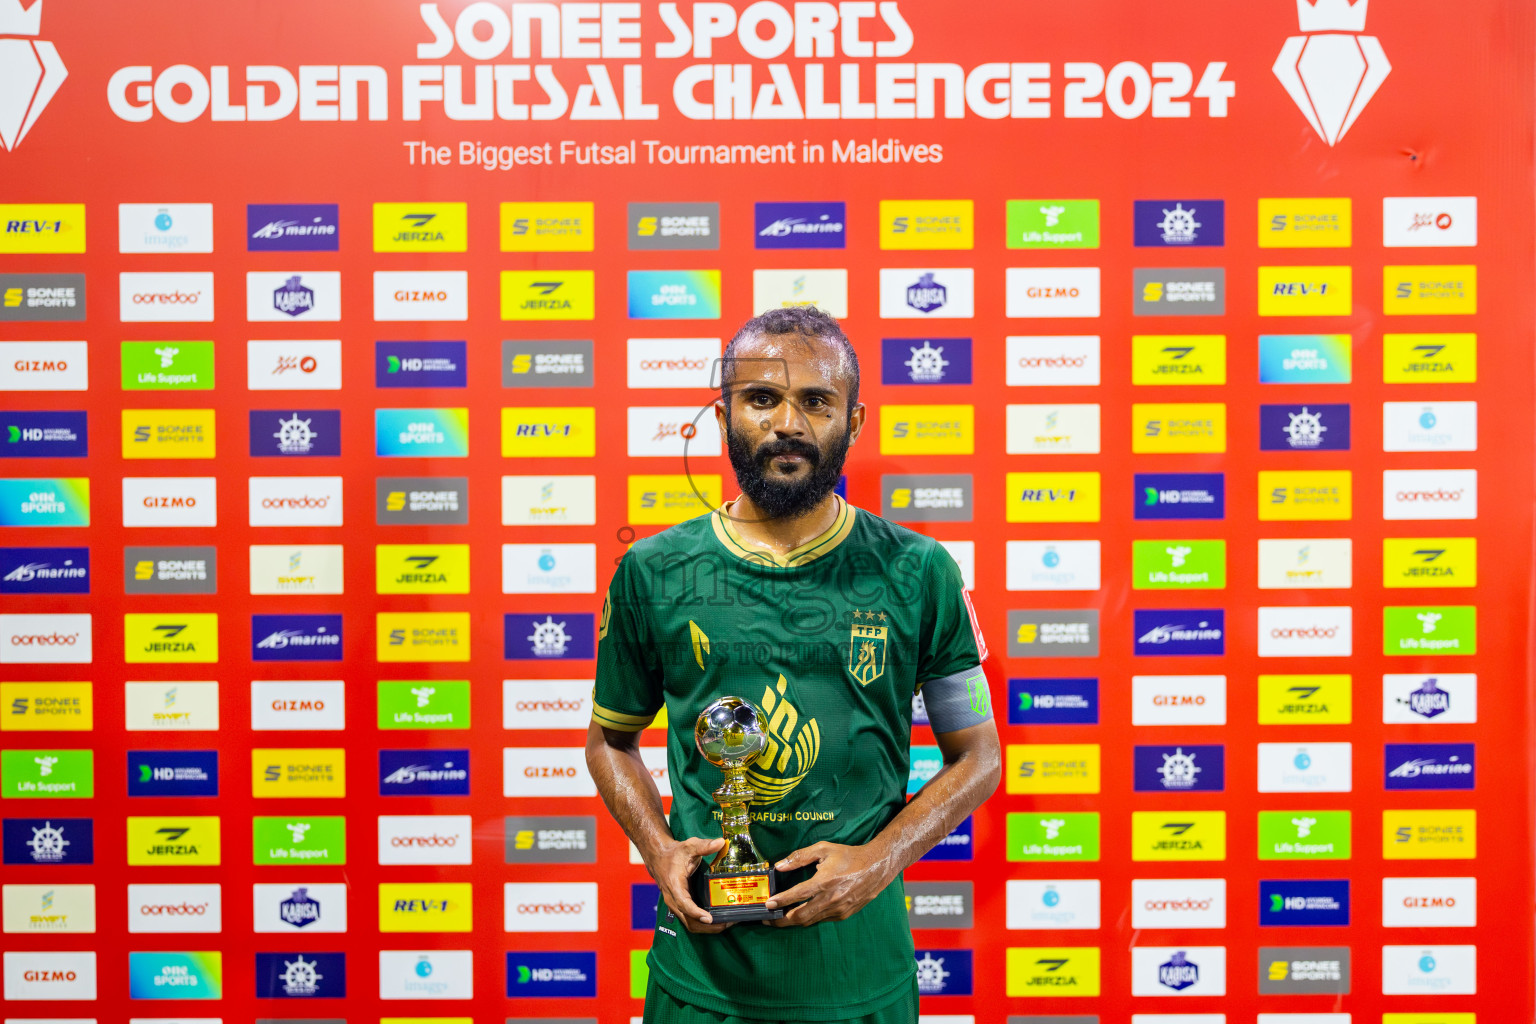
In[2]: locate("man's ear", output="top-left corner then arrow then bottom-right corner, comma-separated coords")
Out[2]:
846,402 -> 867,446
714,398 -> 729,445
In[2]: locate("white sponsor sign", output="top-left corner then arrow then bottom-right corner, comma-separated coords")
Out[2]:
626,406 -> 721,458
251,882 -> 347,933
501,544 -> 596,595
502,747 -> 597,797
504,882 -> 599,933
1382,876 -> 1476,928
1382,401 -> 1477,452
1382,673 -> 1477,724
125,680 -> 220,731
0,613 -> 92,664
246,271 -> 341,321
1131,676 -> 1227,726
1257,538 -> 1353,590
1257,742 -> 1353,793
640,745 -> 671,797
753,269 -> 849,319
503,679 -> 593,730
126,884 -> 222,934
250,681 -> 346,731
378,815 -> 474,866
249,545 -> 345,595
1003,879 -> 1100,930
937,541 -> 975,590
247,340 -> 343,391
1255,1016 -> 1348,1024
1006,336 -> 1101,386
118,204 -> 215,254
2,883 -> 95,934
120,272 -> 214,322
1382,196 -> 1477,247
3,952 -> 96,1000
1005,403 -> 1101,454
122,476 -> 217,528
248,476 -> 343,527
1382,469 -> 1477,520
878,268 -> 974,318
1005,540 -> 1101,591
0,342 -> 88,390
1257,606 -> 1352,657
373,271 -> 468,321
378,950 -> 472,1000
1130,946 -> 1226,996
501,475 -> 597,526
1381,944 -> 1476,995
1135,1017 -> 1227,1024
1132,878 -> 1227,929
1005,267 -> 1101,318
626,338 -> 720,389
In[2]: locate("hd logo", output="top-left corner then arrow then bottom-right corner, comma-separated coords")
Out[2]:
1131,335 -> 1226,384
500,270 -> 596,320
372,202 -> 467,252
123,614 -> 218,663
1004,947 -> 1101,997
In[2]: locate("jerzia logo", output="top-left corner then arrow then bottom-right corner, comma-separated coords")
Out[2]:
1275,0 -> 1391,146
0,0 -> 66,151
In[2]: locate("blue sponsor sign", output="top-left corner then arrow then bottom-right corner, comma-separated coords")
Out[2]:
2,816 -> 93,864
128,750 -> 219,797
1008,678 -> 1099,725
1134,199 -> 1224,247
2,411 -> 87,457
249,410 -> 341,457
753,201 -> 847,249
909,744 -> 942,795
1133,744 -> 1225,792
1134,609 -> 1225,656
834,475 -> 847,499
920,816 -> 973,862
1260,879 -> 1350,926
252,614 -> 343,662
504,613 -> 595,660
379,749 -> 471,796
254,951 -> 347,998
0,546 -> 89,593
913,949 -> 973,996
631,882 -> 660,929
1259,403 -> 1351,451
376,341 -> 467,388
1385,743 -> 1476,790
506,951 -> 597,998
881,338 -> 972,385
248,203 -> 340,251
1134,473 -> 1226,520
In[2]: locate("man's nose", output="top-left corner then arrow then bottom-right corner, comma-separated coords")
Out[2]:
769,398 -> 807,438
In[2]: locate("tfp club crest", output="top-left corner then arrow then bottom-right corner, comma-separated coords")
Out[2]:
847,609 -> 888,686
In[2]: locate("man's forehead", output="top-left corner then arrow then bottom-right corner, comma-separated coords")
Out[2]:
724,334 -> 846,390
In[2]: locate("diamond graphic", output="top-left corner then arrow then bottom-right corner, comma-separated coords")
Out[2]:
1274,0 -> 1389,146
0,0 -> 66,151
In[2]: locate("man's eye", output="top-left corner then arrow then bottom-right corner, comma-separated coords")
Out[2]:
804,396 -> 825,408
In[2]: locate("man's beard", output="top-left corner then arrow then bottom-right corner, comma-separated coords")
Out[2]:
726,419 -> 851,521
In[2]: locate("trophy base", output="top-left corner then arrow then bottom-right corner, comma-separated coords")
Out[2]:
687,865 -> 790,922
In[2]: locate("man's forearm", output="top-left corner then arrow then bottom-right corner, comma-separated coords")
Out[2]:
585,724 -> 674,860
860,735 -> 1000,881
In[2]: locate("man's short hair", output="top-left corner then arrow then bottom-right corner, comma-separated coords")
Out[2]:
721,305 -> 860,409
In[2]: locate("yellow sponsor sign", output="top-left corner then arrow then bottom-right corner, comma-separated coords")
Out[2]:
879,404 -> 974,455
500,201 -> 595,252
1259,470 -> 1353,521
121,408 -> 216,459
1257,197 -> 1352,248
1005,472 -> 1101,523
628,474 -> 722,525
0,203 -> 86,253
1383,1016 -> 1476,1024
1257,675 -> 1351,724
1383,333 -> 1476,383
1383,808 -> 1476,860
251,748 -> 346,797
1005,744 -> 1100,794
124,613 -> 219,664
1131,810 -> 1226,861
878,200 -> 974,250
127,815 -> 221,866
377,611 -> 472,663
376,544 -> 470,595
373,202 -> 468,252
500,270 -> 596,320
1132,403 -> 1226,453
501,406 -> 597,457
1131,335 -> 1226,384
0,682 -> 93,731
378,882 -> 474,932
1383,537 -> 1476,589
1004,947 -> 1101,997
1385,264 -> 1477,315
1258,265 -> 1353,316
2,882 -> 95,933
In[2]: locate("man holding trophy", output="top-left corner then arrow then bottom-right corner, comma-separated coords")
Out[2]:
587,307 -> 1001,1024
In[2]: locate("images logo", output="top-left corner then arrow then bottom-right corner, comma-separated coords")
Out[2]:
754,201 -> 846,249
247,204 -> 339,251
377,341 -> 467,388
1134,200 -> 1224,247
0,0 -> 66,149
1261,879 -> 1350,926
1004,539 -> 1101,591
1259,335 -> 1353,383
881,337 -> 972,385
1275,0 -> 1391,146
1006,199 -> 1099,249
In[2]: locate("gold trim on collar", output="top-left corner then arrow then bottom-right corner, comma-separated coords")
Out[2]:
710,496 -> 857,568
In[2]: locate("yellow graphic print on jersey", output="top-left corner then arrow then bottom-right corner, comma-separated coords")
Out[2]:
747,674 -> 821,805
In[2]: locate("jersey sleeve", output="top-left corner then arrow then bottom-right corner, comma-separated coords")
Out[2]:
592,552 -> 665,731
916,542 -> 987,684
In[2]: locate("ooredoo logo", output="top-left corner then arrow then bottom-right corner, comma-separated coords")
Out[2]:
378,814 -> 473,865
1383,469 -> 1477,521
126,882 -> 224,934
0,613 -> 91,664
1257,607 -> 1352,658
120,272 -> 214,322
503,680 -> 593,730
503,882 -> 599,932
1006,336 -> 1100,386
249,477 -> 343,527
626,338 -> 719,389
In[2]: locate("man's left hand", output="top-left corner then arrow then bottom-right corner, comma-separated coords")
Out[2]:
763,841 -> 893,927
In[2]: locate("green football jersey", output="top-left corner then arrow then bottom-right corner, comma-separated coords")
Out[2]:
594,497 -> 986,1020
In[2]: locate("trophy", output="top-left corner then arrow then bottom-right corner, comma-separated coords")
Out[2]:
688,696 -> 789,922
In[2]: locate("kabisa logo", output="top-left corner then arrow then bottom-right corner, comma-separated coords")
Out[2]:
754,201 -> 846,249
254,952 -> 345,998
1386,674 -> 1477,723
2,817 -> 91,864
504,613 -> 595,660
128,750 -> 218,797
914,949 -> 972,995
880,337 -> 972,385
1260,403 -> 1351,451
250,409 -> 341,457
1260,879 -> 1351,926
376,340 -> 467,388
273,275 -> 315,316
0,545 -> 88,593
0,0 -> 67,151
379,749 -> 471,795
1158,950 -> 1200,991
1385,743 -> 1475,790
506,951 -> 597,998
252,614 -> 342,662
906,271 -> 948,313
1134,200 -> 1224,247
278,886 -> 322,928
247,204 -> 339,251
1135,473 -> 1226,520
1134,610 -> 1225,656
1275,0 -> 1391,146
1134,744 -> 1225,792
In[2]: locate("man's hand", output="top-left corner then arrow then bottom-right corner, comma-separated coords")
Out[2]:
764,841 -> 895,927
644,836 -> 732,934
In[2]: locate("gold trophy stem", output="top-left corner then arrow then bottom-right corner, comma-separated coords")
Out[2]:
709,763 -> 768,874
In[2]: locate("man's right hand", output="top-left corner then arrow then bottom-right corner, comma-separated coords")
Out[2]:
645,836 -> 731,934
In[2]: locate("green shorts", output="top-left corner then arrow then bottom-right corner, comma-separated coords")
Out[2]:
643,974 -> 918,1024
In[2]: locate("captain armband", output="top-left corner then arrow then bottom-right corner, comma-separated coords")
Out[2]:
917,665 -> 992,733
592,701 -> 658,733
